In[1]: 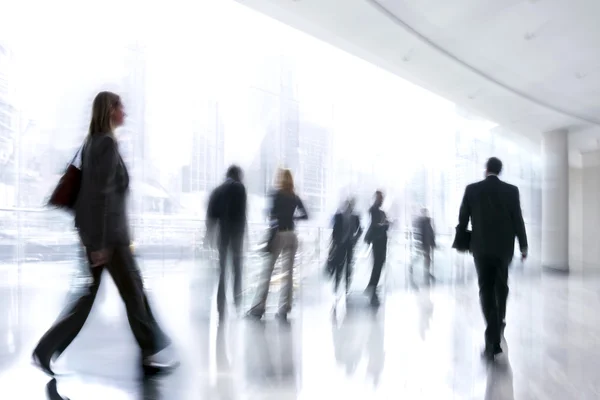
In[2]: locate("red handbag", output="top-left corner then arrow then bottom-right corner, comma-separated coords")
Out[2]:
48,146 -> 83,209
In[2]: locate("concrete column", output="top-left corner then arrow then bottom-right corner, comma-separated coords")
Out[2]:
541,128 -> 569,272
580,151 -> 600,270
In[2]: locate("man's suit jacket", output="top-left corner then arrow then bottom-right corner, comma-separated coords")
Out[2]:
75,133 -> 131,251
458,175 -> 528,260
332,212 -> 362,246
416,216 -> 435,249
207,179 -> 247,236
365,206 -> 388,244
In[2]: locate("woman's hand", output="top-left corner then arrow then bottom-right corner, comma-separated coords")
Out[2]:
90,249 -> 111,267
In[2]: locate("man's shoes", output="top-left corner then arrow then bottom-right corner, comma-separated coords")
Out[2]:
370,295 -> 381,307
481,345 -> 503,361
275,312 -> 289,324
246,311 -> 263,321
142,347 -> 179,376
32,351 -> 54,376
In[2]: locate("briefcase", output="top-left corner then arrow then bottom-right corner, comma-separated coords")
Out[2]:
452,226 -> 472,253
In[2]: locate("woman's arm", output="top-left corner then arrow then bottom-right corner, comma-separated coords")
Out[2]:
267,191 -> 278,223
295,196 -> 309,220
88,135 -> 118,253
369,206 -> 378,225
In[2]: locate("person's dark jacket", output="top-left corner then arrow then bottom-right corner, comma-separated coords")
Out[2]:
332,211 -> 363,246
75,133 -> 130,251
416,216 -> 435,249
458,175 -> 528,259
268,190 -> 308,230
207,178 -> 247,235
365,205 -> 388,244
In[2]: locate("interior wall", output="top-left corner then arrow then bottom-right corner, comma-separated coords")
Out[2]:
571,151 -> 600,272
569,167 -> 583,271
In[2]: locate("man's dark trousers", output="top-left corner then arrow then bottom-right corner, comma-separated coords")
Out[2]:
217,229 -> 244,314
334,240 -> 355,292
367,238 -> 387,290
474,255 -> 510,349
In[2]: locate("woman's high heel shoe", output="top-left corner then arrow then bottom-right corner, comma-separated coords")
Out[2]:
32,351 -> 55,376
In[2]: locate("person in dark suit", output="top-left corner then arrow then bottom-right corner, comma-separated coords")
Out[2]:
415,208 -> 435,273
457,157 -> 528,360
331,197 -> 363,295
364,191 -> 389,305
32,91 -> 176,376
206,165 -> 247,317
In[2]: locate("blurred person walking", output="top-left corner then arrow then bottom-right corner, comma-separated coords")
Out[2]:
247,169 -> 308,322
415,207 -> 436,274
454,157 -> 528,361
364,191 -> 389,306
32,91 -> 176,376
206,165 -> 247,319
330,197 -> 363,296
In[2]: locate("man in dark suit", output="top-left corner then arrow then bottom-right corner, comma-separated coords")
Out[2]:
415,208 -> 435,273
207,165 -> 247,317
457,157 -> 528,360
365,190 -> 389,305
331,197 -> 363,295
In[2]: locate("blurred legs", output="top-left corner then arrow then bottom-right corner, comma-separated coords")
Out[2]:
278,232 -> 298,315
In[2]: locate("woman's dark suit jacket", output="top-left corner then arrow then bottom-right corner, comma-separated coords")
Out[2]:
75,133 -> 130,252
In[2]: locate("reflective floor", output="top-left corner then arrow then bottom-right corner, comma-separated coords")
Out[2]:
0,259 -> 597,399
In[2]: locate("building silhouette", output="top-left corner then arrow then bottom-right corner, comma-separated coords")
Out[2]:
245,54 -> 332,222
181,100 -> 225,194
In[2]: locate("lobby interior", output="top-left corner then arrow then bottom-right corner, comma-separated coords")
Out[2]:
2,0 -> 600,399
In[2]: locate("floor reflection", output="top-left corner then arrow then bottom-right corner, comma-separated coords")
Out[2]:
484,357 -> 514,400
140,376 -> 162,400
243,320 -> 298,394
2,267 -> 600,398
45,378 -> 69,400
413,271 -> 435,340
331,299 -> 385,387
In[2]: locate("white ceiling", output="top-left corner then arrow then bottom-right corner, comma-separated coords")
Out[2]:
235,0 -> 600,165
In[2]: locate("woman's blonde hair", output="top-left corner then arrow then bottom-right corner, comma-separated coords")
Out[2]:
88,91 -> 121,136
278,168 -> 295,194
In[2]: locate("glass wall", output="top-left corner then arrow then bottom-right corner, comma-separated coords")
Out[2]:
0,0 -> 541,286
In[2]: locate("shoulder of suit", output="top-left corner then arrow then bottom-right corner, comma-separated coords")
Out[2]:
226,179 -> 244,188
497,179 -> 518,191
93,133 -> 117,148
506,181 -> 518,190
94,132 -> 115,141
268,190 -> 280,202
210,185 -> 222,199
232,181 -> 246,195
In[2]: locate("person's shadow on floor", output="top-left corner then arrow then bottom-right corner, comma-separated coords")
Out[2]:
484,356 -> 514,400
331,298 -> 385,386
45,379 -> 69,400
141,376 -> 162,400
45,375 -> 165,400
